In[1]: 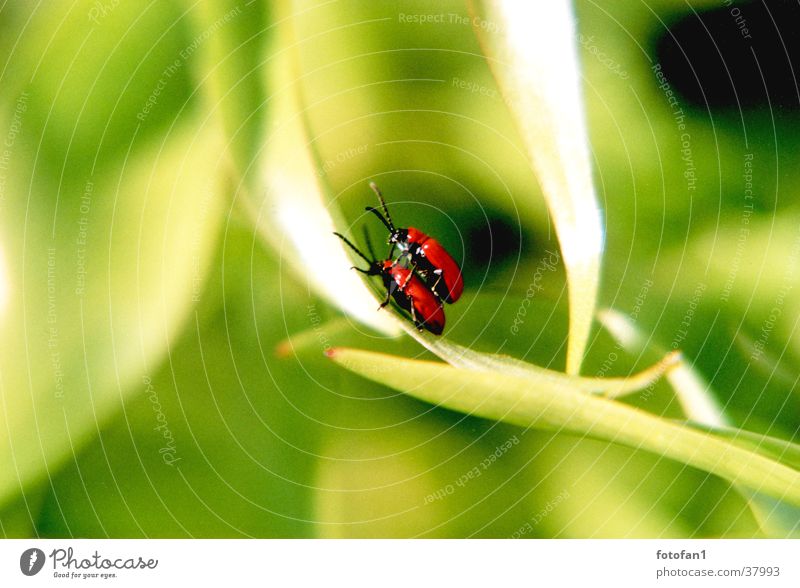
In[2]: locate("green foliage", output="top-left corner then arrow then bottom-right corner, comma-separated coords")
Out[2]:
1,0 -> 798,538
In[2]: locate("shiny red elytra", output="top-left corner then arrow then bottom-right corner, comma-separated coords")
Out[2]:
333,232 -> 445,335
366,182 -> 464,304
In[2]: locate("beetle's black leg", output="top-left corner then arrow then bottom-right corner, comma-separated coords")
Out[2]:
408,299 -> 424,331
428,267 -> 447,299
334,232 -> 374,266
400,262 -> 419,290
378,286 -> 392,310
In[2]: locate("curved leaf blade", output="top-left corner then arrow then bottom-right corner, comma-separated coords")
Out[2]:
470,0 -> 604,374
252,17 -> 399,336
183,0 -> 270,189
329,347 -> 800,506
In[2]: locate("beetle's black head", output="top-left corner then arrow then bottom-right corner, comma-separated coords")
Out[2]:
368,261 -> 386,276
389,228 -> 408,244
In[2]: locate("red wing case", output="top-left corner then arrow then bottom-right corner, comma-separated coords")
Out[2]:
390,264 -> 445,335
407,227 -> 464,303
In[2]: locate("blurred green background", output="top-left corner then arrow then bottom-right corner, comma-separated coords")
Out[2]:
0,0 -> 798,538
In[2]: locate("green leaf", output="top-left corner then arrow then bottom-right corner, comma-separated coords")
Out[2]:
714,428 -> 800,471
691,425 -> 800,537
32,226 -> 321,538
312,406 -> 533,538
524,435 -> 757,538
599,307 -> 800,536
328,347 -> 800,506
0,491 -> 45,538
392,331 -> 679,396
5,0 -> 196,169
0,118 -> 226,508
469,0 -> 604,374
182,0 -> 270,189
247,14 -> 400,336
598,308 -> 728,422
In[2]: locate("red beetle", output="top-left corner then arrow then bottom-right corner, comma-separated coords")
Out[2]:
333,231 -> 445,335
365,182 -> 464,303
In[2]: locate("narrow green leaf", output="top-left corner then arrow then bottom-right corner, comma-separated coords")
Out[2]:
598,308 -> 727,420
716,428 -> 800,471
470,0 -> 604,374
599,308 -> 800,536
252,18 -> 399,336
705,426 -> 800,538
182,0 -> 269,189
328,347 -> 800,506
395,325 -> 678,397
275,317 -> 353,358
0,119 -> 226,507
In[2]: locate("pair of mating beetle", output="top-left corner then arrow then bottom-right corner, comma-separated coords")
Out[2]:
334,183 -> 464,335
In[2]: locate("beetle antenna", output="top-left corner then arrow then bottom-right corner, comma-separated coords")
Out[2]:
369,181 -> 395,232
333,232 -> 373,266
365,206 -> 393,233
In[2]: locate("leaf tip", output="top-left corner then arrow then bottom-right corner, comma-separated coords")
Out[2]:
275,339 -> 294,358
665,350 -> 684,370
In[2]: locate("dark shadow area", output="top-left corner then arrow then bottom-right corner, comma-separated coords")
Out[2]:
655,1 -> 800,110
